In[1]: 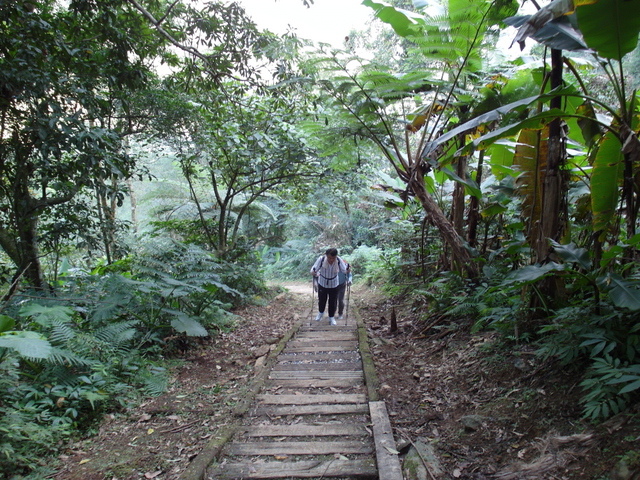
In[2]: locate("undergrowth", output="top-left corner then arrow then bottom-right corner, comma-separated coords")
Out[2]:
0,241 -> 266,478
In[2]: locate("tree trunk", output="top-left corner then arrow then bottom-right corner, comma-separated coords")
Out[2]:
128,178 -> 138,232
14,215 -> 45,290
451,155 -> 466,237
537,48 -> 568,262
8,148 -> 46,290
409,166 -> 478,279
527,48 -> 568,324
467,150 -> 484,248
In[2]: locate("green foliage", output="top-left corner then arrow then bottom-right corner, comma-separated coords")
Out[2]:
260,240 -> 315,280
580,356 -> 638,421
0,237 -> 267,476
348,245 -> 390,285
0,402 -> 69,476
536,303 -> 640,421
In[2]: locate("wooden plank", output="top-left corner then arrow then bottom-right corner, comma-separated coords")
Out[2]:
227,440 -> 373,456
369,401 -> 404,480
257,394 -> 367,405
301,322 -> 355,328
278,352 -> 360,362
284,345 -> 356,353
241,424 -> 370,437
265,377 -> 363,388
269,371 -> 362,379
207,458 -> 377,479
286,341 -> 357,348
272,362 -> 362,372
254,403 -> 369,416
294,333 -> 357,340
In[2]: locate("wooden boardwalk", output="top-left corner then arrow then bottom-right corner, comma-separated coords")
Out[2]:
205,313 -> 403,480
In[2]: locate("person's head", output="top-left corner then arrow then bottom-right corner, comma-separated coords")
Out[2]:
325,248 -> 338,264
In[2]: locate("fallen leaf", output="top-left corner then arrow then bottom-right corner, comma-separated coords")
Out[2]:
384,446 -> 400,455
144,471 -> 162,479
79,459 -> 90,465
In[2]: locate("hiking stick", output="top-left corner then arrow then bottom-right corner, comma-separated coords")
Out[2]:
345,283 -> 351,326
311,277 -> 315,326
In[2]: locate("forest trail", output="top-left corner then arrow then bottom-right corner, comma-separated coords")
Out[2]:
53,283 -> 403,480
53,283 -> 636,480
195,287 -> 402,479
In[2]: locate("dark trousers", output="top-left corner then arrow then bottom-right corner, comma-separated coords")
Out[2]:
337,283 -> 347,315
318,284 -> 340,317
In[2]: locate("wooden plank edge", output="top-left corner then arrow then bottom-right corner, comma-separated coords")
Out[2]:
178,424 -> 238,480
369,400 -> 404,480
355,305 -> 380,402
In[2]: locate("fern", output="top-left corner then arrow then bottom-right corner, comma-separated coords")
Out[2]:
136,366 -> 169,397
93,321 -> 139,346
49,320 -> 76,344
46,347 -> 93,368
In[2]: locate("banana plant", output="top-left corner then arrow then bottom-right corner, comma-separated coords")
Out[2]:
309,0 -> 521,278
414,0 -> 640,273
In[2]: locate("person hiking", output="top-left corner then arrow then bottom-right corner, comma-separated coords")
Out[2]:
311,248 -> 350,325
337,265 -> 353,321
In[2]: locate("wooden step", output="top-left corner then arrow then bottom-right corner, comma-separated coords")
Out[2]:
278,352 -> 360,362
269,371 -> 363,379
286,340 -> 356,348
226,440 -> 374,456
253,403 -> 369,416
257,394 -> 367,405
240,424 -> 370,437
284,345 -> 357,353
272,362 -> 362,371
265,377 -> 363,388
207,458 -> 378,479
294,332 -> 357,340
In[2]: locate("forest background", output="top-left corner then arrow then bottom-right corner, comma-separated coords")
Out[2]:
1,0 -> 640,477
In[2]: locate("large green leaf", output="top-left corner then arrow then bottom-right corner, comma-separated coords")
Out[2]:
466,108 -> 566,153
439,167 -> 482,199
0,315 -> 15,333
576,0 -> 640,61
362,0 -> 426,37
19,304 -> 75,326
503,262 -> 565,285
505,14 -> 588,52
171,315 -> 208,337
550,240 -> 592,270
420,93 -> 544,158
591,131 -> 624,233
0,331 -> 52,359
597,273 -> 640,311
